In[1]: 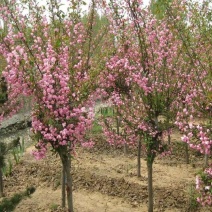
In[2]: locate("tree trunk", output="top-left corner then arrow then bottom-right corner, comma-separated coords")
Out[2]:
116,117 -> 120,136
0,168 -> 3,197
204,154 -> 208,167
61,165 -> 66,208
185,143 -> 189,164
168,133 -> 171,145
61,154 -> 74,212
124,143 -> 128,155
137,136 -> 141,177
115,115 -> 120,149
147,161 -> 153,212
124,135 -> 128,155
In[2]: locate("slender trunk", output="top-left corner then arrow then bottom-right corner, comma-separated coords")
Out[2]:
61,154 -> 74,212
168,133 -> 171,145
115,112 -> 120,150
0,168 -> 3,197
123,134 -> 128,155
124,143 -> 128,155
116,117 -> 120,135
167,115 -> 171,145
65,156 -> 74,212
137,136 -> 141,177
147,161 -> 153,212
185,143 -> 189,164
204,154 -> 208,167
61,165 -> 66,208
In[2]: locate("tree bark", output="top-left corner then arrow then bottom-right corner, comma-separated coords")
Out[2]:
123,134 -> 128,155
0,168 -> 3,197
61,165 -> 66,208
115,114 -> 120,149
116,117 -> 120,136
168,133 -> 171,145
61,154 -> 74,212
124,143 -> 128,155
204,154 -> 209,167
137,136 -> 141,177
147,161 -> 153,212
185,143 -> 189,164
65,156 -> 74,212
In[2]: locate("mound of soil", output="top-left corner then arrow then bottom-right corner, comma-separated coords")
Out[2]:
1,135 -> 211,212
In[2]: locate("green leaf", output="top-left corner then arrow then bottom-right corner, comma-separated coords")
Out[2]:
55,39 -> 61,48
82,1 -> 87,5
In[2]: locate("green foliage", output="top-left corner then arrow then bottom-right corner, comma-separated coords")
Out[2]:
24,186 -> 36,196
90,106 -> 115,134
12,148 -> 20,164
99,107 -> 114,117
2,159 -> 13,177
11,137 -> 21,149
197,170 -> 212,192
82,11 -> 109,37
150,0 -> 172,19
50,203 -> 60,211
91,120 -> 102,134
20,138 -> 25,156
144,134 -> 156,163
187,184 -> 199,211
0,93 -> 7,104
0,186 -> 35,211
12,138 -> 25,164
1,137 -> 25,176
0,142 -> 7,168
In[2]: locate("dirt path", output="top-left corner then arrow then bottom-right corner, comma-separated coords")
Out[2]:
15,188 -> 148,212
2,142 -> 211,212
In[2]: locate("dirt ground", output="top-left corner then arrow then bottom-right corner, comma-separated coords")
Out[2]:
1,133 -> 212,212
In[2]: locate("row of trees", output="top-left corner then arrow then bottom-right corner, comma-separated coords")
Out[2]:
100,0 -> 211,210
0,0 -> 211,211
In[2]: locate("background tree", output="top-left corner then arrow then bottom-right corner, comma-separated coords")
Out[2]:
99,1 -> 196,211
150,0 -> 172,19
164,0 -> 212,205
0,0 -> 109,211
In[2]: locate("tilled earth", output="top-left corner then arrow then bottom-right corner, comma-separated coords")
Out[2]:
1,135 -> 211,212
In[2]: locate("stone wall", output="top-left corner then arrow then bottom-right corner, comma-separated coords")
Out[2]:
0,111 -> 31,135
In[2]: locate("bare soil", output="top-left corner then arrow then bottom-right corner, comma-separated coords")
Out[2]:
1,133 -> 212,212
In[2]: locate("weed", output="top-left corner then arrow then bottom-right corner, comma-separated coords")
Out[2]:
2,159 -> 13,177
187,184 -> 199,212
12,137 -> 25,164
50,203 -> 59,211
0,186 -> 35,211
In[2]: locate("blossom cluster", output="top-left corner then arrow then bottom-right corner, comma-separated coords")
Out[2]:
0,0 -> 95,159
196,167 -> 212,206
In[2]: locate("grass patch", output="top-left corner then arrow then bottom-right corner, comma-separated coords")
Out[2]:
91,120 -> 102,134
98,107 -> 114,117
91,106 -> 115,134
50,203 -> 60,211
187,184 -> 199,212
0,186 -> 35,211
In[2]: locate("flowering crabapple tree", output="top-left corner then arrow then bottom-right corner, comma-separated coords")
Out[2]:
165,0 -> 212,161
0,0 -> 104,211
165,0 -> 212,206
100,110 -> 141,173
196,168 -> 212,206
99,0 -> 198,211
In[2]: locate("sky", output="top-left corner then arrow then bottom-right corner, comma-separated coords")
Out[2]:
1,0 -> 209,28
0,0 -> 151,28
60,0 -> 151,14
